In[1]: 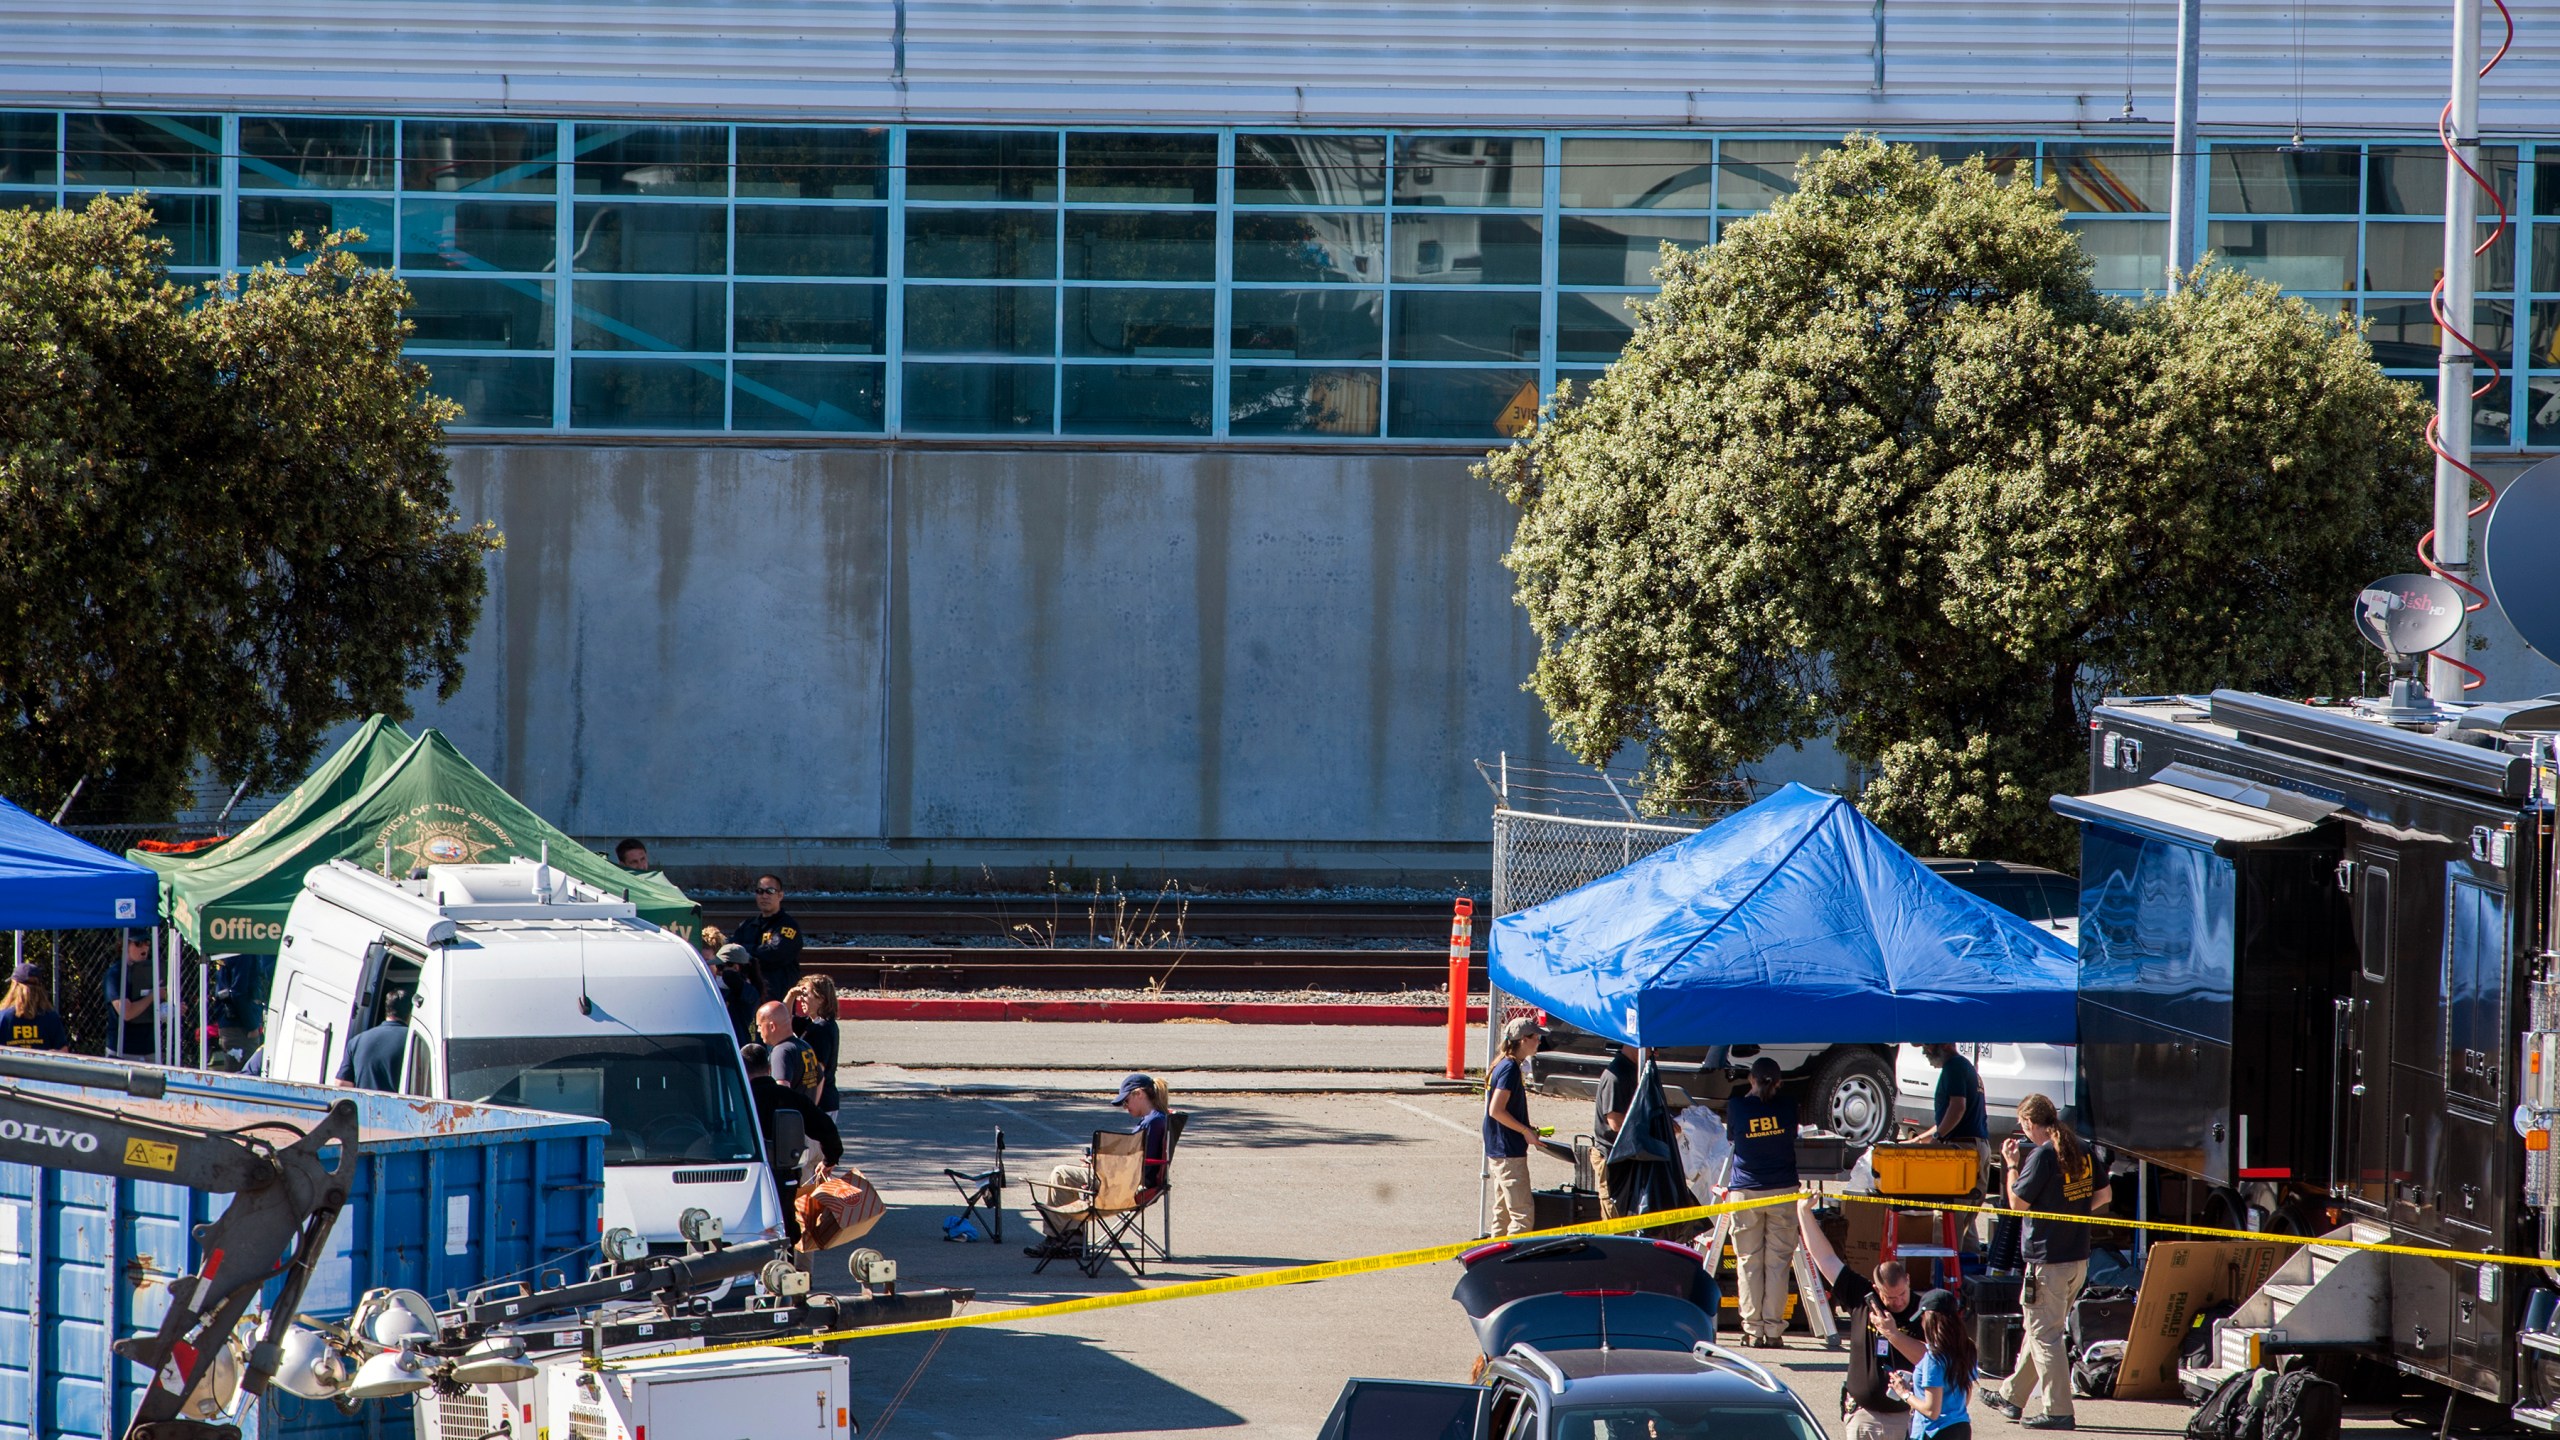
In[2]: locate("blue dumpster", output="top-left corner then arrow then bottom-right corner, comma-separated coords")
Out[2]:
0,1059 -> 605,1440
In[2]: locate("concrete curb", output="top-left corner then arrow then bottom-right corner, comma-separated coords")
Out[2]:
838,997 -> 1489,1026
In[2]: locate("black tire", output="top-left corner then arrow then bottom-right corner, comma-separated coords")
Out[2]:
1809,1048 -> 1896,1145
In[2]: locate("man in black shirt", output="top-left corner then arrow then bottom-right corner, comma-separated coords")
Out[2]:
1799,1195 -> 1927,1440
1914,1044 -> 1991,1186
1985,1092 -> 2108,1430
336,991 -> 411,1092
1591,1042 -> 1640,1217
105,933 -> 158,1060
735,875 -> 804,1001
742,1041 -> 843,1243
757,1001 -> 823,1104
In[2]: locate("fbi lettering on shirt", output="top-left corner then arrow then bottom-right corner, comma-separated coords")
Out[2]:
1746,1115 -> 1786,1140
2062,1156 -> 2095,1203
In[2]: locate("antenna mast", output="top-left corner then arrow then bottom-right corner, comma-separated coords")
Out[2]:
2429,0 -> 2484,702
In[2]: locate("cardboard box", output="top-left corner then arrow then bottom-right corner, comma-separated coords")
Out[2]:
2110,1240 -> 2288,1400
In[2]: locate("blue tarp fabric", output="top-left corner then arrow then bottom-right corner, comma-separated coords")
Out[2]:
1489,784 -> 2078,1046
0,795 -> 158,931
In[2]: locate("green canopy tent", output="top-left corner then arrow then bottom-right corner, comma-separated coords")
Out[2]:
135,726 -> 699,954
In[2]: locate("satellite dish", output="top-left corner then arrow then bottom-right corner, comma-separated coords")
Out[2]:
2353,573 -> 2466,658
2483,456 -> 2560,662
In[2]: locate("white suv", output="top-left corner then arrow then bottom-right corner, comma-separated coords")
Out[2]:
1894,1041 -> 2078,1138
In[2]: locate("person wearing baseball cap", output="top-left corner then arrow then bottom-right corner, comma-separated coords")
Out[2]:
1026,1072 -> 1172,1258
1,962 -> 72,1051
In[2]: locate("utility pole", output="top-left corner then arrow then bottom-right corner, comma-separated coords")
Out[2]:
2430,0 -> 2484,702
2165,0 -> 2203,289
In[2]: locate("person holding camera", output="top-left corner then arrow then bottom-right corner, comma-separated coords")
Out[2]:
1798,1195 -> 1928,1440
1983,1093 -> 2109,1431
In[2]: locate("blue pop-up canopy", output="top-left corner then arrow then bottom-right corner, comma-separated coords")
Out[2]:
0,794 -> 158,931
1489,784 -> 2077,1046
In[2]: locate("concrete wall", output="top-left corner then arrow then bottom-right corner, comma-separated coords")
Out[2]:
416,442 -> 1603,886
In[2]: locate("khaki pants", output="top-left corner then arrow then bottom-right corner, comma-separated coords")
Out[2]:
1847,1408 -> 1913,1440
2004,1257 -> 2086,1420
1729,1188 -> 1800,1340
1036,1161 -> 1097,1239
1594,1153 -> 1620,1219
1489,1156 -> 1535,1236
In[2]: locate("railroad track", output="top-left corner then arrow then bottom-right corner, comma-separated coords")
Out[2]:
706,895 -> 1479,948
805,945 -> 1477,994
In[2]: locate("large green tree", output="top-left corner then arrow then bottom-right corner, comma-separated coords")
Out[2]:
0,196 -> 502,820
1485,138 -> 2431,865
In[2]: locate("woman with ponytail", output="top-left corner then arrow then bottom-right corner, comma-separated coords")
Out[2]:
1986,1093 -> 2110,1430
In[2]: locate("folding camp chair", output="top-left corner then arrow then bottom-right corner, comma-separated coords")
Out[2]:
1032,1113 -> 1186,1277
943,1126 -> 1005,1242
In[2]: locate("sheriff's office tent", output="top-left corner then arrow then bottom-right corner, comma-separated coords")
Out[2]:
1489,783 -> 2077,1046
0,795 -> 158,931
136,727 -> 699,954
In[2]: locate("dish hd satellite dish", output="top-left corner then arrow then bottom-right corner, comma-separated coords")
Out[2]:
2354,573 -> 2467,659
2483,455 -> 2560,663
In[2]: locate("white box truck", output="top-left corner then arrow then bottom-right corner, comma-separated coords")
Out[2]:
264,857 -> 784,1246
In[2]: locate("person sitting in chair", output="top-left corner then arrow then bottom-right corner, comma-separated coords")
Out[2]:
1026,1072 -> 1169,1259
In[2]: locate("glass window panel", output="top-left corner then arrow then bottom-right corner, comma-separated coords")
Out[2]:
66,114 -> 219,188
1556,366 -> 1608,395
2065,218 -> 2168,291
1557,291 -> 1639,363
1062,364 -> 1212,435
906,130 -> 1057,202
402,276 -> 554,351
1391,290 -> 1539,362
2365,222 -> 2513,293
1063,287 -> 1212,358
0,191 -> 57,212
1065,133 -> 1217,205
422,355 -> 553,427
1719,140 -> 1820,211
2048,145 -> 2171,213
2543,157 -> 2560,217
1230,289 -> 1383,360
734,206 -> 885,277
733,360 -> 885,431
2366,146 -> 2519,217
2209,147 -> 2360,215
2446,880 -> 2511,1099
1233,211 -> 1384,283
571,358 -> 725,428
1235,134 -> 1385,206
0,112 -> 55,186
68,191 -> 216,266
2527,376 -> 2560,450
2538,230 -> 2560,295
735,127 -> 887,200
574,125 -> 727,197
2363,300 -> 2510,370
1905,141 -> 2029,182
904,209 -> 1056,279
1065,210 -> 1215,280
2206,220 -> 2356,290
2414,371 -> 2514,448
240,117 -> 395,191
1388,366 -> 1538,439
1392,136 -> 1543,208
1391,213 -> 1542,285
734,281 -> 884,354
903,283 -> 1056,356
401,200 -> 557,273
902,361 -> 1055,432
1557,215 -> 1712,286
1228,365 -> 1380,436
570,279 -> 727,352
236,194 -> 393,267
569,202 -> 726,274
1559,139 -> 1714,210
404,121 -> 557,195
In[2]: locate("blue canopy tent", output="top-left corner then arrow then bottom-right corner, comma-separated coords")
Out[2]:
0,794 -> 157,930
1489,784 -> 2078,1046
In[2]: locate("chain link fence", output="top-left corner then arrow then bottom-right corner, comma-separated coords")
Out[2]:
12,820 -> 246,1064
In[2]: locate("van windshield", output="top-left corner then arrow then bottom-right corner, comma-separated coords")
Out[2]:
446,1034 -> 761,1167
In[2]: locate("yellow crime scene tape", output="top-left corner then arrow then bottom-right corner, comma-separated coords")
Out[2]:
617,1186 -> 2547,1367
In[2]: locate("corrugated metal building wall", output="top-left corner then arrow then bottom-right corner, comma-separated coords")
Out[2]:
3,1 -> 2554,131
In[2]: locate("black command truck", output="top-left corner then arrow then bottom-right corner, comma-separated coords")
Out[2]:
2054,689 -> 2560,1414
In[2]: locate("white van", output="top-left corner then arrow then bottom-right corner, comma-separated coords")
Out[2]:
264,858 -> 782,1247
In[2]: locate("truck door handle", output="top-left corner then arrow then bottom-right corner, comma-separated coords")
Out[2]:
2351,1084 -> 2367,1097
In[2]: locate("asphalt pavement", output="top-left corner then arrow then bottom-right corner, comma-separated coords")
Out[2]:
819,1024 -> 2420,1440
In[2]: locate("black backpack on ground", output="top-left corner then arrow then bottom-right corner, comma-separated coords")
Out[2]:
2185,1369 -> 2276,1440
2073,1339 -> 2126,1399
2256,1369 -> 2342,1440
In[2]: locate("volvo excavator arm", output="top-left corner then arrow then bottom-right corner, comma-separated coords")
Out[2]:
0,1053 -> 359,1440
